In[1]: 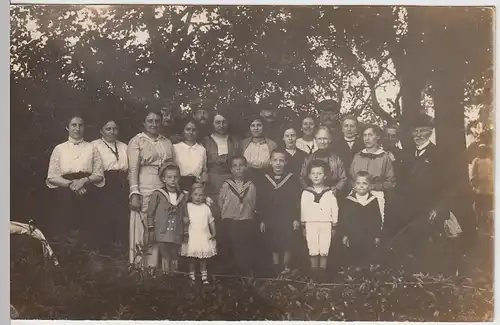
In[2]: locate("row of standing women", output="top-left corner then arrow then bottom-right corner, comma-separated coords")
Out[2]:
45,109 -> 397,267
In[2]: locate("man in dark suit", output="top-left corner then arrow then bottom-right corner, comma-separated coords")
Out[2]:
390,114 -> 447,253
332,115 -> 365,172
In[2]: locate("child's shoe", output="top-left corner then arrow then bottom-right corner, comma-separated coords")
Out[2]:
201,271 -> 209,285
189,272 -> 196,282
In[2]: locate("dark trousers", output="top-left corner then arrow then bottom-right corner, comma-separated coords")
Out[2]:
220,219 -> 257,276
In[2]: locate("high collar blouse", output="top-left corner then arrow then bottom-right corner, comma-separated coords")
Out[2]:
127,132 -> 175,195
46,138 -> 105,188
91,138 -> 128,172
349,148 -> 395,192
242,137 -> 276,169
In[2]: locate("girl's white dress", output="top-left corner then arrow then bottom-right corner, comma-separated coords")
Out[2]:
181,202 -> 217,258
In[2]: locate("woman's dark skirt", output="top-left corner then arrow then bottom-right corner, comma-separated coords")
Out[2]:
94,170 -> 129,256
179,176 -> 197,192
51,172 -> 95,247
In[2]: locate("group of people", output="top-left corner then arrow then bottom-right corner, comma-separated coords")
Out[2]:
45,99 -> 479,282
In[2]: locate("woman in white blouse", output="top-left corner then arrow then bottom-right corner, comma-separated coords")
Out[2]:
91,118 -> 129,256
173,118 -> 208,191
46,115 -> 104,246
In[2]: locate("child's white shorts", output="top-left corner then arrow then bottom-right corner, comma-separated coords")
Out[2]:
305,222 -> 332,256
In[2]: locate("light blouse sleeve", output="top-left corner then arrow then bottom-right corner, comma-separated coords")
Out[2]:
381,154 -> 395,191
127,136 -> 141,196
334,157 -> 347,193
46,146 -> 62,188
329,193 -> 339,225
200,147 -> 208,182
166,140 -> 176,163
202,147 -> 208,173
300,191 -> 307,223
91,145 -> 105,188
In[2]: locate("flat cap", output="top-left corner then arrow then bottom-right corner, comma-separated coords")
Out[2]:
317,99 -> 340,114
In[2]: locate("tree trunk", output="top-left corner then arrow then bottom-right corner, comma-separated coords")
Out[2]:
391,7 -> 430,149
430,9 -> 475,236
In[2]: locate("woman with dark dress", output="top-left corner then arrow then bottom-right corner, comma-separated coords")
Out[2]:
91,118 -> 129,256
281,125 -> 307,176
203,113 -> 241,203
46,115 -> 104,250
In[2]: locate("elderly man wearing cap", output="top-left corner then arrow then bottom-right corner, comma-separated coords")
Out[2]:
390,114 -> 447,252
317,99 -> 343,144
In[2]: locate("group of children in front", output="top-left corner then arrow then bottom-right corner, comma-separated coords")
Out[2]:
145,149 -> 383,283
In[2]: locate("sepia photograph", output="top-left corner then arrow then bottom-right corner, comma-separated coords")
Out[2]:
10,4 -> 494,321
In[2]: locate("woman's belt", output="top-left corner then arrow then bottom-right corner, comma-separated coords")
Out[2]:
104,170 -> 127,178
62,172 -> 91,181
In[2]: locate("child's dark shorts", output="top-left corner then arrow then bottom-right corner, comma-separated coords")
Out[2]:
158,242 -> 180,260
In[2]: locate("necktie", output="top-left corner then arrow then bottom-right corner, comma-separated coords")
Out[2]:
307,144 -> 314,155
415,148 -> 425,157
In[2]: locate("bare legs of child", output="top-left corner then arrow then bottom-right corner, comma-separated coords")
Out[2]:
188,258 -> 209,284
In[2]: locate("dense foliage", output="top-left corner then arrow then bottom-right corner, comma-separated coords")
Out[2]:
11,228 -> 493,321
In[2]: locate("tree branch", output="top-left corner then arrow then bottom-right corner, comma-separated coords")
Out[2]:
356,65 -> 395,123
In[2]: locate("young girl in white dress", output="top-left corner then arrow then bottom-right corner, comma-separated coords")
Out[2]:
181,183 -> 217,284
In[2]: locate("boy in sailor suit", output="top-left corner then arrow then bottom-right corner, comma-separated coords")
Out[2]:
340,171 -> 383,266
300,159 -> 339,280
145,163 -> 189,273
255,149 -> 301,276
218,155 -> 258,277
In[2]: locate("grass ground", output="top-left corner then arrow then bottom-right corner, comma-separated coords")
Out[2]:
10,222 -> 493,321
